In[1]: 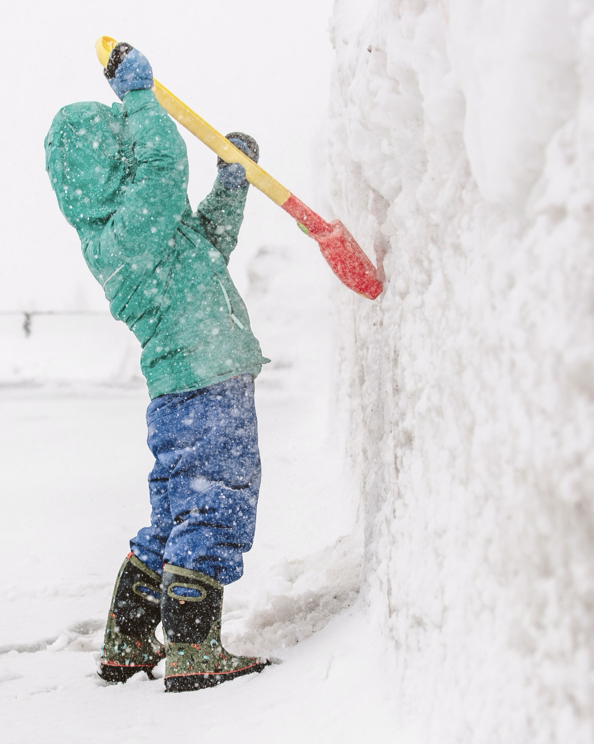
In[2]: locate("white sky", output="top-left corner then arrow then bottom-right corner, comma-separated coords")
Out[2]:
0,0 -> 335,311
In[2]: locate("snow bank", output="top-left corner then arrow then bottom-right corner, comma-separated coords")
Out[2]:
327,1 -> 594,741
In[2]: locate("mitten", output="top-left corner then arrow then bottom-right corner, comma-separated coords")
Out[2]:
104,42 -> 153,101
217,132 -> 259,190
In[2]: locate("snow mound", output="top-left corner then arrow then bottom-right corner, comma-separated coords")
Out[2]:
327,1 -> 594,741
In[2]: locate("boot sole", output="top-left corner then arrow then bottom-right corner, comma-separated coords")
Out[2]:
165,661 -> 269,693
98,663 -> 158,684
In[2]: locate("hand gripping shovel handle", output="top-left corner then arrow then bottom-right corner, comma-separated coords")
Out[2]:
95,36 -> 383,300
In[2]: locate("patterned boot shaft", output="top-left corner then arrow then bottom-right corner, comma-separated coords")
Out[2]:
99,553 -> 165,683
161,565 -> 268,692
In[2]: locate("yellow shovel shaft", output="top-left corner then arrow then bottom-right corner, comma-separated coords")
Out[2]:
95,36 -> 291,207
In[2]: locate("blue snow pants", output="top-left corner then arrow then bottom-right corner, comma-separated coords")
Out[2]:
130,374 -> 261,585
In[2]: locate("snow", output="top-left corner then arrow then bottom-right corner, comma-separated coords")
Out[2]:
327,1 -> 594,741
3,0 -> 594,741
0,314 -> 140,385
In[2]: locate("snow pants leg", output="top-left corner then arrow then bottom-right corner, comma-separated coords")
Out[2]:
130,374 -> 261,585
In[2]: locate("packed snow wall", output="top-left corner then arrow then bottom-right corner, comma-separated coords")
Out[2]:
326,1 -> 594,741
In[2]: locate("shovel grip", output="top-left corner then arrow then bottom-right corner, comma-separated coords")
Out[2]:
95,36 -> 291,206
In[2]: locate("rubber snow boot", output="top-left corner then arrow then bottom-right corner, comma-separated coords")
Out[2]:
98,552 -> 165,683
161,564 -> 269,693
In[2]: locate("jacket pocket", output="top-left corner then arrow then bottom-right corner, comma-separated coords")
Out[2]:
214,275 -> 245,330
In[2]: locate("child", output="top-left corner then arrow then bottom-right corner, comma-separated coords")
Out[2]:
44,43 -> 270,692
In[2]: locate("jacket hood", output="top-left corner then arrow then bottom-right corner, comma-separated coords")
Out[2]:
45,101 -> 130,230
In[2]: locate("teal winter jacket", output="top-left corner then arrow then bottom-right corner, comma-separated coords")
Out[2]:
45,89 -> 268,398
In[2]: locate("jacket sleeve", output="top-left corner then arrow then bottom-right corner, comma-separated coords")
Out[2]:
108,89 -> 189,259
193,180 -> 249,264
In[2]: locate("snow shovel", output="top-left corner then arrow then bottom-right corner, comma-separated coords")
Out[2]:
95,36 -> 383,300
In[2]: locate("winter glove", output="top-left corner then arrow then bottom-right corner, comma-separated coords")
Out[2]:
104,42 -> 153,101
217,132 -> 259,190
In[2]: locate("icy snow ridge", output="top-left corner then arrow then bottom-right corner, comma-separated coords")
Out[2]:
327,1 -> 594,742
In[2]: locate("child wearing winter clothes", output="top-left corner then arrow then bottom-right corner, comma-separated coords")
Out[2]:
44,43 -> 269,692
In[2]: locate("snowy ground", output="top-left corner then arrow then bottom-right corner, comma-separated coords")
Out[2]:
0,245 -> 399,743
0,387 -> 390,744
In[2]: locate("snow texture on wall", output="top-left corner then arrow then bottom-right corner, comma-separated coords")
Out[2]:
327,1 -> 594,741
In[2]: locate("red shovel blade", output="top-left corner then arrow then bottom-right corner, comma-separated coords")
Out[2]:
316,220 -> 383,300
282,195 -> 383,300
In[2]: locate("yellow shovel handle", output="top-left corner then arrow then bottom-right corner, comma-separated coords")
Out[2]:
95,36 -> 291,206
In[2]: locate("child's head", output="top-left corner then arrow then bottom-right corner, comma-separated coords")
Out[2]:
45,102 -> 130,230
